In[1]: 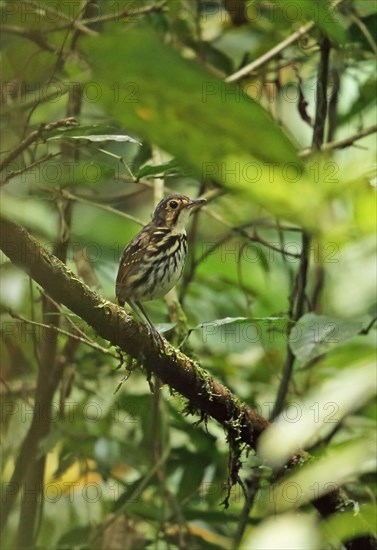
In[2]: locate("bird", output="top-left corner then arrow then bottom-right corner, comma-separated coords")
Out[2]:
116,193 -> 206,338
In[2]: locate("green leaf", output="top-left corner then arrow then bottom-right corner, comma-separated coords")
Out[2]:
195,316 -> 250,329
51,134 -> 141,144
337,78 -> 377,126
57,525 -> 92,548
52,452 -> 77,481
349,13 -> 377,48
155,322 -> 176,333
136,158 -> 181,179
192,317 -> 291,354
112,477 -> 149,513
46,124 -> 126,139
195,316 -> 288,330
290,313 -> 363,362
37,430 -> 61,458
353,0 -> 377,16
177,452 -> 209,501
87,29 -> 299,167
321,503 -> 377,545
47,125 -> 141,144
84,29 -> 376,233
84,28 -> 299,168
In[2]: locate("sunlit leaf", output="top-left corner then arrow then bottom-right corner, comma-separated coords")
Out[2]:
266,438 -> 377,512
85,28 -> 299,163
242,513 -> 320,550
326,236 -> 377,317
46,124 -> 133,139
48,130 -> 141,144
259,362 -> 376,469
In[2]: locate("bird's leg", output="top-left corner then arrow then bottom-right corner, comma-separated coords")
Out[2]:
134,300 -> 154,332
135,300 -> 166,348
127,299 -> 164,347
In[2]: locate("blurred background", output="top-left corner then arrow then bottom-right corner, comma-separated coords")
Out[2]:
0,1 -> 376,548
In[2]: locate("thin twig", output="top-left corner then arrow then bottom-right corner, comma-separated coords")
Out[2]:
233,472 -> 262,549
226,22 -> 315,82
349,10 -> 377,54
225,0 -> 344,82
193,219 -> 301,273
40,292 -> 105,346
44,1 -> 167,33
299,123 -> 377,157
2,152 -> 60,184
19,0 -> 97,35
203,209 -> 302,258
60,189 -> 145,226
1,83 -> 71,115
327,66 -> 340,142
272,233 -> 311,419
272,34 -> 331,419
0,118 -> 77,175
360,316 -> 377,335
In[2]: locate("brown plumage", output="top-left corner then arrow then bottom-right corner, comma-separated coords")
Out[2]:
116,194 -> 206,336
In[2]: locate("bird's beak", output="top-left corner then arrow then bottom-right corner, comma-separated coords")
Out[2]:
186,198 -> 206,212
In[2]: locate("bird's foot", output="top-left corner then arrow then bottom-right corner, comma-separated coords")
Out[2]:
142,322 -> 166,350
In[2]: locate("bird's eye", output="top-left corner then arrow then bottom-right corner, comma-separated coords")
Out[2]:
169,200 -> 178,209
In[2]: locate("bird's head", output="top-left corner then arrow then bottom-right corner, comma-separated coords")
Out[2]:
152,194 -> 206,232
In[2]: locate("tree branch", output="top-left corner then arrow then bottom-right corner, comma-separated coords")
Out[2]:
0,117 -> 77,178
0,215 -> 270,529
1,216 -> 375,550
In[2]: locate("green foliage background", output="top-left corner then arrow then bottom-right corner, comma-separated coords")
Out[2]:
1,0 -> 376,548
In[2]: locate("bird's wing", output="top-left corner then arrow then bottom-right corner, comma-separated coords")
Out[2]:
116,224 -> 165,304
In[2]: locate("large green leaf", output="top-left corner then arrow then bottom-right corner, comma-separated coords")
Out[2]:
84,30 -> 322,227
85,29 -> 297,167
84,29 -> 374,233
136,158 -> 181,179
